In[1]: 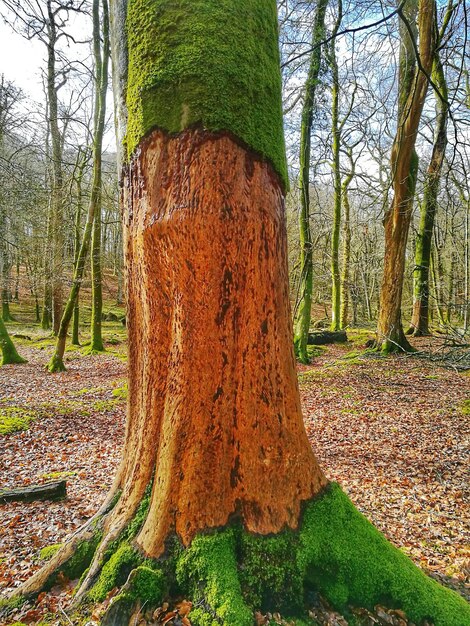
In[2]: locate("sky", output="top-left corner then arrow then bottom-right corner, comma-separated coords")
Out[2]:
0,19 -> 46,106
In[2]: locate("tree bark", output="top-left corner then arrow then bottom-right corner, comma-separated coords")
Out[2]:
376,0 -> 436,352
293,0 -> 329,363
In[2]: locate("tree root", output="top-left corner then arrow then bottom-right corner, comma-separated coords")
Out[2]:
5,484 -> 470,626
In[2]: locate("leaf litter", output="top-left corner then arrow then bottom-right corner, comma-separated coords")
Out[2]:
0,335 -> 468,624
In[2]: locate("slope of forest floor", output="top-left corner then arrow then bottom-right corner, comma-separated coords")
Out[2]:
0,325 -> 468,624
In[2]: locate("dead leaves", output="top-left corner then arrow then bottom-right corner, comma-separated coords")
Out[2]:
300,338 -> 470,596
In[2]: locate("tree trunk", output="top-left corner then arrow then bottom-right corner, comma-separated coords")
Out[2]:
46,0 -> 65,336
0,207 -> 13,322
71,152 -> 88,346
408,33 -> 449,336
90,196 -> 104,351
13,3 -> 470,625
329,2 -> 342,332
339,163 -> 353,329
0,315 -> 26,366
293,0 -> 329,363
48,0 -> 109,372
376,0 -> 436,352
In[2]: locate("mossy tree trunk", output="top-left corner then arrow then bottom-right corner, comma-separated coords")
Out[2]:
0,315 -> 26,366
46,0 -> 65,336
408,2 -> 454,336
376,0 -> 436,353
11,2 -> 470,625
89,185 -> 104,352
339,149 -> 355,329
0,204 -> 13,322
48,0 -> 109,373
329,3 -> 342,332
72,149 -> 89,346
293,0 -> 329,363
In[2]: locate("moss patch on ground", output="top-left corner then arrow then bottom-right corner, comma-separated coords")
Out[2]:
125,0 -> 287,187
0,406 -> 36,435
459,399 -> 470,415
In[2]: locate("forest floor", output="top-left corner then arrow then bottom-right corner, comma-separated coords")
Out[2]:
0,322 -> 469,624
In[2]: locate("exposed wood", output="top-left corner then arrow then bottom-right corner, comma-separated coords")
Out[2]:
111,127 -> 327,559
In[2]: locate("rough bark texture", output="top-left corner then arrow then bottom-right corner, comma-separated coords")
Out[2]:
116,128 -> 327,557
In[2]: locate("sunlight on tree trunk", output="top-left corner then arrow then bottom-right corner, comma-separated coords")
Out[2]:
376,0 -> 436,353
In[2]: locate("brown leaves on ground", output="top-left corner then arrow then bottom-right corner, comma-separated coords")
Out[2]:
300,335 -> 469,598
0,333 -> 468,623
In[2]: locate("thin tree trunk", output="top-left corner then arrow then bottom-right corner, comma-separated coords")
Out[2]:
71,151 -> 88,346
46,0 -> 65,336
293,0 -> 329,363
329,1 -> 342,332
48,0 -> 109,372
376,0 -> 436,353
339,164 -> 353,329
430,244 -> 445,327
408,51 -> 449,335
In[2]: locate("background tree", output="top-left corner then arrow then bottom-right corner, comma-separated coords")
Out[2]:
375,0 -> 436,352
48,0 -> 109,372
293,0 -> 329,362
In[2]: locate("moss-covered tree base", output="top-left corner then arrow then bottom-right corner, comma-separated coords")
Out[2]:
47,353 -> 67,373
0,317 -> 27,366
6,484 -> 469,626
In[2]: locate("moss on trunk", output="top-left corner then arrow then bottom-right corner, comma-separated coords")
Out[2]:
125,0 -> 287,188
0,316 -> 26,366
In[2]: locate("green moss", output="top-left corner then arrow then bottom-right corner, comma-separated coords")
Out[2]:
62,533 -> 102,581
92,399 -> 119,412
123,565 -> 165,603
240,531 -> 302,613
0,596 -> 26,611
39,543 -> 63,561
126,0 -> 287,187
177,529 -> 252,626
0,406 -> 36,435
460,399 -> 470,415
47,353 -> 67,373
112,382 -> 128,401
89,544 -> 140,602
298,484 -> 470,626
42,471 -> 76,481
